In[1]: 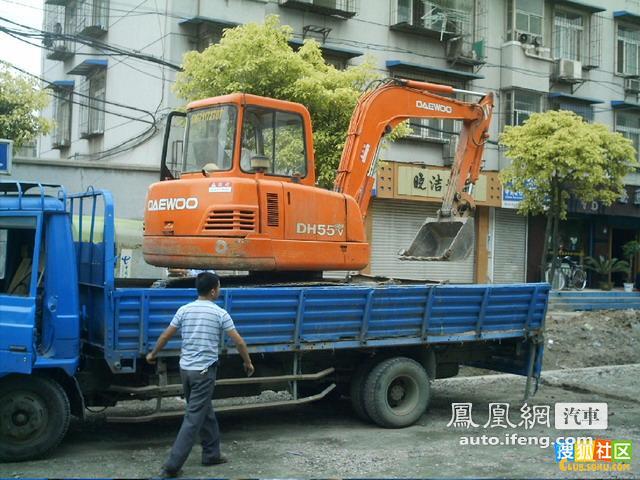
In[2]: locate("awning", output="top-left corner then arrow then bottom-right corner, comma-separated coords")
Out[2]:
554,0 -> 605,13
548,92 -> 603,104
611,100 -> 640,110
614,11 -> 640,23
47,80 -> 75,89
289,39 -> 363,58
67,59 -> 107,76
178,16 -> 238,28
385,60 -> 484,80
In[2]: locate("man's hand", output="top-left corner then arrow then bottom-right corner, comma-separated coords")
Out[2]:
146,352 -> 157,364
244,362 -> 255,377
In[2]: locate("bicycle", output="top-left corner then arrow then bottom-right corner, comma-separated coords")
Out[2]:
544,256 -> 587,290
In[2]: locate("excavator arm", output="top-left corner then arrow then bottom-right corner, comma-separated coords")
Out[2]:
334,78 -> 494,261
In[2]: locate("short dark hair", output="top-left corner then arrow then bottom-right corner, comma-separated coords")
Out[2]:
196,272 -> 220,295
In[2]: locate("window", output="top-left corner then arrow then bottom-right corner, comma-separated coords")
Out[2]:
183,106 -> 237,173
504,90 -> 543,126
549,100 -> 593,122
75,0 -> 108,36
507,0 -> 543,37
617,25 -> 640,76
391,0 -> 471,35
0,217 -> 37,297
616,111 -> 640,159
79,69 -> 106,139
196,24 -> 224,52
324,54 -> 348,70
553,11 -> 584,61
241,107 -> 307,177
52,87 -> 73,149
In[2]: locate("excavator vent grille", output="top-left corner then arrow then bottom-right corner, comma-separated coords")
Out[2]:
204,209 -> 256,235
267,193 -> 279,227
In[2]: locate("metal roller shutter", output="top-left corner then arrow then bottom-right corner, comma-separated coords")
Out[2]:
493,208 -> 527,283
370,199 -> 475,282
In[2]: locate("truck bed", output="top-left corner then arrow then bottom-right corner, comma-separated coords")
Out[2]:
101,282 -> 549,372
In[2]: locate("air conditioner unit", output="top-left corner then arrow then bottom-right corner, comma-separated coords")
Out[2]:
555,59 -> 582,82
625,77 -> 640,94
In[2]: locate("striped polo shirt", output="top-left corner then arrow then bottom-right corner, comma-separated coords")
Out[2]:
170,299 -> 236,371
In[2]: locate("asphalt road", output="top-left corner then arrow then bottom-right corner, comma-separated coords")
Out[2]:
1,364 -> 639,479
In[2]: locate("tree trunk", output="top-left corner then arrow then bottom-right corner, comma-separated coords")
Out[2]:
547,179 -> 561,288
540,212 -> 553,281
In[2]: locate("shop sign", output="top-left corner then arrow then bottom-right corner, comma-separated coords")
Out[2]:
502,185 -> 524,209
397,166 -> 487,202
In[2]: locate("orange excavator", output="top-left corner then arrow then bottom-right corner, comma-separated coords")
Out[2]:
143,78 -> 493,272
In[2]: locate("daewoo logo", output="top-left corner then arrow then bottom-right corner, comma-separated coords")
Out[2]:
416,100 -> 453,114
147,197 -> 199,212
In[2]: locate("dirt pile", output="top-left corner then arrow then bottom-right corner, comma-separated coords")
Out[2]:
542,309 -> 640,370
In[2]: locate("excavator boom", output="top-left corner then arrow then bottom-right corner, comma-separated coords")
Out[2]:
334,79 -> 494,261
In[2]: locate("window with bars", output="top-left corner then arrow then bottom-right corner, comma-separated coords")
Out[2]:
504,90 -> 543,126
196,24 -> 224,52
507,0 -> 543,38
75,0 -> 109,37
549,101 -> 594,122
616,111 -> 640,160
79,69 -> 106,139
553,11 -> 584,62
617,24 -> 640,76
52,87 -> 73,149
391,0 -> 472,36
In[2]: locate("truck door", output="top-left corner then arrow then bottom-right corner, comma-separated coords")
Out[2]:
0,215 -> 42,375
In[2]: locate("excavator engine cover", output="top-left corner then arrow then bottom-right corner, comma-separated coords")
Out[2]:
400,217 -> 474,261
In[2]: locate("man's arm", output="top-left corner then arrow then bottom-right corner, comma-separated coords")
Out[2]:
226,329 -> 254,377
146,325 -> 178,364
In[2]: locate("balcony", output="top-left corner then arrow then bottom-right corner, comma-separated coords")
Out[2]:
390,0 -> 471,40
43,4 -> 73,60
278,0 -> 357,19
76,0 -> 108,37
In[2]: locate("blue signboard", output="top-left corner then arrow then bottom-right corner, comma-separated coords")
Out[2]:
502,182 -> 524,209
0,139 -> 12,175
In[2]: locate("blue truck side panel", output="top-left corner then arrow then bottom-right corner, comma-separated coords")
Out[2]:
106,283 -> 549,373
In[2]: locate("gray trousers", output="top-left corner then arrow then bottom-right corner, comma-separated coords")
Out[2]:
164,364 -> 221,472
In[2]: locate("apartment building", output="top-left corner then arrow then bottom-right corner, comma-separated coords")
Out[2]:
23,0 -> 640,282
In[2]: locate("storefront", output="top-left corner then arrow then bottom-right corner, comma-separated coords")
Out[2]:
369,162 -> 527,283
527,185 -> 640,286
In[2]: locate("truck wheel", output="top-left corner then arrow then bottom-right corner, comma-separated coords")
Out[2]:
0,375 -> 71,462
363,357 -> 430,428
349,361 -> 372,421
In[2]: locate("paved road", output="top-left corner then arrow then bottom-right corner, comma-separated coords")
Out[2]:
2,365 -> 639,478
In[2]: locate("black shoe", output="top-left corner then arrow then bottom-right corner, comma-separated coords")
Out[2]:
158,468 -> 182,478
202,456 -> 228,466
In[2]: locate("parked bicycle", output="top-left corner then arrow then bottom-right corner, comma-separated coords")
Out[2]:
544,256 -> 587,290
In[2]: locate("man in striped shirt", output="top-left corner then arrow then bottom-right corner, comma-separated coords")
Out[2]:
146,272 -> 254,478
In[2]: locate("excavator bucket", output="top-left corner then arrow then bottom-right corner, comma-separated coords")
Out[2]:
399,217 -> 475,261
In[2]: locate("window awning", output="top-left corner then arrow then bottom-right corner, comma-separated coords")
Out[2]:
289,39 -> 363,58
67,59 -> 108,76
548,92 -> 603,104
614,11 -> 640,24
385,60 -> 484,80
47,80 -> 75,89
612,100 -> 640,110
178,16 -> 239,28
555,0 -> 605,14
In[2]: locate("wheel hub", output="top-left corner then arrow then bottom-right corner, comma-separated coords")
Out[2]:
0,393 -> 47,441
389,383 -> 405,402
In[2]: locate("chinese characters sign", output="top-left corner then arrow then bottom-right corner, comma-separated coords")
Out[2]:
397,166 -> 487,202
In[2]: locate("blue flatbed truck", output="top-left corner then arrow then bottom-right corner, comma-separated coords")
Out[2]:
0,182 -> 550,462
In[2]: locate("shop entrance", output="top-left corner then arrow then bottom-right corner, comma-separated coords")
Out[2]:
612,228 -> 636,287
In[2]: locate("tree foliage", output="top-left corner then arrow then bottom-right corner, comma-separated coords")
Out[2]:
174,16 -> 384,187
0,64 -> 51,147
499,110 -> 638,282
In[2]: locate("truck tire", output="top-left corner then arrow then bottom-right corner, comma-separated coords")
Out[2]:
349,361 -> 372,421
363,357 -> 430,428
0,375 -> 71,462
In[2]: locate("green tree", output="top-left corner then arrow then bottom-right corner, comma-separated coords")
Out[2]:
0,64 -> 51,147
499,110 -> 637,285
174,16 -> 384,187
